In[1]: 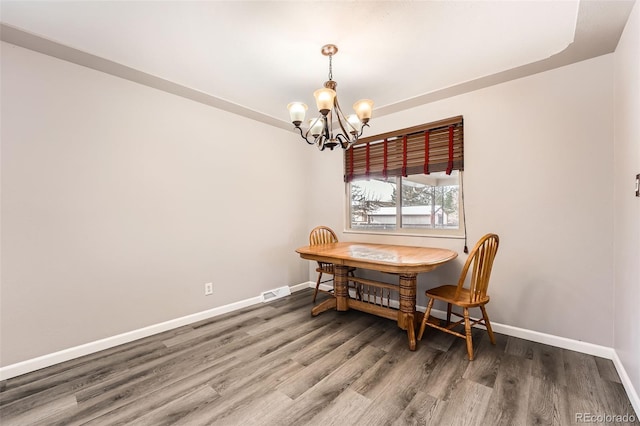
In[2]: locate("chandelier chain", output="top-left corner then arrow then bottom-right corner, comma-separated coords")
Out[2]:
328,54 -> 333,81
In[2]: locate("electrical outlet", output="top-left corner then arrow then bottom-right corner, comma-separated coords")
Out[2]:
204,282 -> 213,296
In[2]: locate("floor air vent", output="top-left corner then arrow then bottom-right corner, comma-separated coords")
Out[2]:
261,286 -> 291,303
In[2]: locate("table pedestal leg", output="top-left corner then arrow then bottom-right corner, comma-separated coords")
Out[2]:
398,273 -> 418,351
311,264 -> 349,316
311,297 -> 336,316
334,265 -> 349,311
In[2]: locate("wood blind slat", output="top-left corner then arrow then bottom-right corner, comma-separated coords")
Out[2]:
345,116 -> 463,182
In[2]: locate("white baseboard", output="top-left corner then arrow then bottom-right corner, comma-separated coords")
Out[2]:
612,351 -> 640,418
0,282 -> 313,381
290,282 -> 314,293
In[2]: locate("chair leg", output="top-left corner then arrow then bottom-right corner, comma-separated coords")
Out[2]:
446,303 -> 452,326
463,308 -> 474,360
312,272 -> 322,303
418,298 -> 435,341
480,305 -> 496,345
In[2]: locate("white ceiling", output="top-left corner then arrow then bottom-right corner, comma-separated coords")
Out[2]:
0,1 -> 635,131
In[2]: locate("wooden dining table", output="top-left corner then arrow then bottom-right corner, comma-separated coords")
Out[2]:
296,241 -> 458,350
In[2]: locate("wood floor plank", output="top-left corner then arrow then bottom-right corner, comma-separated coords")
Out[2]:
356,396 -> 414,426
34,329 -> 251,425
208,389 -> 294,426
419,324 -> 458,352
72,329 -> 246,404
592,377 -> 640,424
240,309 -> 346,360
481,353 -> 533,426
369,322 -> 408,352
277,315 -> 382,399
189,302 -> 277,329
435,378 -> 493,425
526,376 -> 572,426
211,353 -> 302,396
348,332 -> 415,398
82,358 -> 232,425
267,345 -> 386,425
563,349 -> 607,417
595,356 -> 622,383
41,358 -> 230,426
351,338 -> 440,402
171,359 -> 304,425
463,331 -> 508,388
290,312 -> 379,367
128,385 -> 220,426
393,390 -> 443,426
421,337 -> 473,401
162,315 -> 264,347
504,335 -> 536,359
0,339 -> 168,407
246,311 -> 347,364
304,389 -> 372,426
0,327 -> 188,395
0,395 -> 76,426
245,305 -> 316,336
530,340 -> 567,386
1,289 -> 637,425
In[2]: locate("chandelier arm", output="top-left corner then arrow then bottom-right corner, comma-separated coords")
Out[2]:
334,108 -> 351,140
315,134 -> 326,151
333,97 -> 359,143
335,133 -> 348,144
324,111 -> 332,141
335,133 -> 355,150
358,122 -> 370,138
295,125 -> 315,145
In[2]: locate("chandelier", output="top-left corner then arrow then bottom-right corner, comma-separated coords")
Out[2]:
287,44 -> 373,151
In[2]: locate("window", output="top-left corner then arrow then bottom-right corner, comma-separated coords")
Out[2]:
345,116 -> 464,236
349,171 -> 462,234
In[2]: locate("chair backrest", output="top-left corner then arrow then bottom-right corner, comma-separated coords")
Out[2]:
455,233 -> 500,302
309,226 -> 339,245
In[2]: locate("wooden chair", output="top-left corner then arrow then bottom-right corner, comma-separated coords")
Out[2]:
309,226 -> 356,303
417,233 -> 500,360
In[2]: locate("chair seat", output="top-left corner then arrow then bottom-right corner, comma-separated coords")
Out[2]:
427,285 -> 491,307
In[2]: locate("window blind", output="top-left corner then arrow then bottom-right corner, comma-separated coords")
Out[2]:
344,116 -> 463,182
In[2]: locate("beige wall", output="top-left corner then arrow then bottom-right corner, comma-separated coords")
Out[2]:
309,54 -> 616,347
614,0 -> 640,407
0,42 -> 312,366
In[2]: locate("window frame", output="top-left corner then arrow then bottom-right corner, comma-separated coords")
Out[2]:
344,171 -> 465,238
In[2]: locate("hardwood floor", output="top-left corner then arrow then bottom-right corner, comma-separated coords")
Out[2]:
1,289 -> 637,425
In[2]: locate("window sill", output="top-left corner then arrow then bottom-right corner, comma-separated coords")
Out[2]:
343,229 -> 465,239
